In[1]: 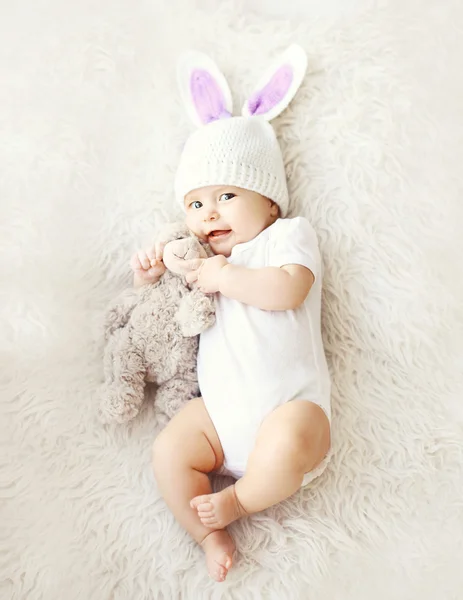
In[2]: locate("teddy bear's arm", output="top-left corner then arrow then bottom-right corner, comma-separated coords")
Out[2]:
176,288 -> 216,337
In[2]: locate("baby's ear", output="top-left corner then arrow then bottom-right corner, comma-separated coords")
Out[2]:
241,44 -> 307,122
177,50 -> 233,127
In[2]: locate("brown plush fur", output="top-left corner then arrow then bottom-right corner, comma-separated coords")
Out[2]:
99,222 -> 215,425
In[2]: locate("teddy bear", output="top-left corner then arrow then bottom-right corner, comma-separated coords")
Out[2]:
98,221 -> 215,425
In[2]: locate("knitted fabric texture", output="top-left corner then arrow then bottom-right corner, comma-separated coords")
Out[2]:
174,116 -> 290,216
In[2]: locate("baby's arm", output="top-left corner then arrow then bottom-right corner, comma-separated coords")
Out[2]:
186,255 -> 314,311
220,217 -> 319,310
219,263 -> 314,311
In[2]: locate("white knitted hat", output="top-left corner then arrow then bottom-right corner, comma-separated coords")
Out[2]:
174,45 -> 308,218
175,116 -> 290,216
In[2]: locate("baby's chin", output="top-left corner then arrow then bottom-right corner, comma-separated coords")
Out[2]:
209,242 -> 233,258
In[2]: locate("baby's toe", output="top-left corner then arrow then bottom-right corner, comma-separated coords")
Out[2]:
190,495 -> 211,510
208,564 -> 222,582
214,564 -> 226,582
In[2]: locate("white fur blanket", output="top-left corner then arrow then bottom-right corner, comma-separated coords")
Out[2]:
2,1 -> 463,598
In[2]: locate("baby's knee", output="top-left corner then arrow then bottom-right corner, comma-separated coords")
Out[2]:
268,429 -> 308,466
263,421 -> 328,473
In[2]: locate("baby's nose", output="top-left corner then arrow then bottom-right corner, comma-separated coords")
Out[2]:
204,208 -> 219,221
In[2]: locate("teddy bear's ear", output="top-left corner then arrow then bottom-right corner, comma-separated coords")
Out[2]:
157,221 -> 191,245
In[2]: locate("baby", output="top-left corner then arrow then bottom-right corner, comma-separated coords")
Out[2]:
131,47 -> 332,582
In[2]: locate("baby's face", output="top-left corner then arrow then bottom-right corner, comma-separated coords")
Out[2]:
184,185 -> 279,257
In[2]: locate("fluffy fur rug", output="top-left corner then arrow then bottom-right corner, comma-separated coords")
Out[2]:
2,1 -> 463,598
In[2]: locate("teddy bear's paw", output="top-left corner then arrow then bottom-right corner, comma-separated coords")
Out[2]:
179,306 -> 216,337
190,311 -> 215,336
202,307 -> 216,329
98,384 -> 143,424
180,319 -> 203,337
153,410 -> 170,430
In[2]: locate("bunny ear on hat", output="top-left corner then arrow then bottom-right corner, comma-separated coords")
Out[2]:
242,44 -> 307,121
177,50 -> 233,127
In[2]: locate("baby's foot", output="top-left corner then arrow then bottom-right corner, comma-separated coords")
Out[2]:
191,485 -> 248,529
201,529 -> 236,582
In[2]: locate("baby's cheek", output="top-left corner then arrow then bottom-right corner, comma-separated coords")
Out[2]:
184,215 -> 200,235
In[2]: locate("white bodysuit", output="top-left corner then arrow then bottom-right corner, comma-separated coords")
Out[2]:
197,217 -> 332,487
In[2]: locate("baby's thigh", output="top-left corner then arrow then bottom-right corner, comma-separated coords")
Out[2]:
152,397 -> 224,473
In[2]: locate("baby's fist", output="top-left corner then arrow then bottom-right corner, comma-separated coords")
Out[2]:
131,242 -> 166,287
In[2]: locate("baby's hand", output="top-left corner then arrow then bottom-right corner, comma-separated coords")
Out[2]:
185,255 -> 228,294
131,242 -> 166,287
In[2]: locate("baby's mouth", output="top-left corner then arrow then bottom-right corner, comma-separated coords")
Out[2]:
208,230 -> 231,241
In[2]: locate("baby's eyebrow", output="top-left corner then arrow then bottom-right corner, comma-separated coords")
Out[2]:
215,187 -> 235,196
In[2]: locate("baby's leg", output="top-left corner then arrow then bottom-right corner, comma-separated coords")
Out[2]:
191,401 -> 330,528
152,397 -> 234,582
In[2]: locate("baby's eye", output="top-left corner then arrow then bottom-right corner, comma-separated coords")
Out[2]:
190,200 -> 203,209
219,193 -> 236,202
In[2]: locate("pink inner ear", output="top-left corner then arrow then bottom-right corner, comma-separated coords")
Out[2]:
190,68 -> 231,124
247,64 -> 293,116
